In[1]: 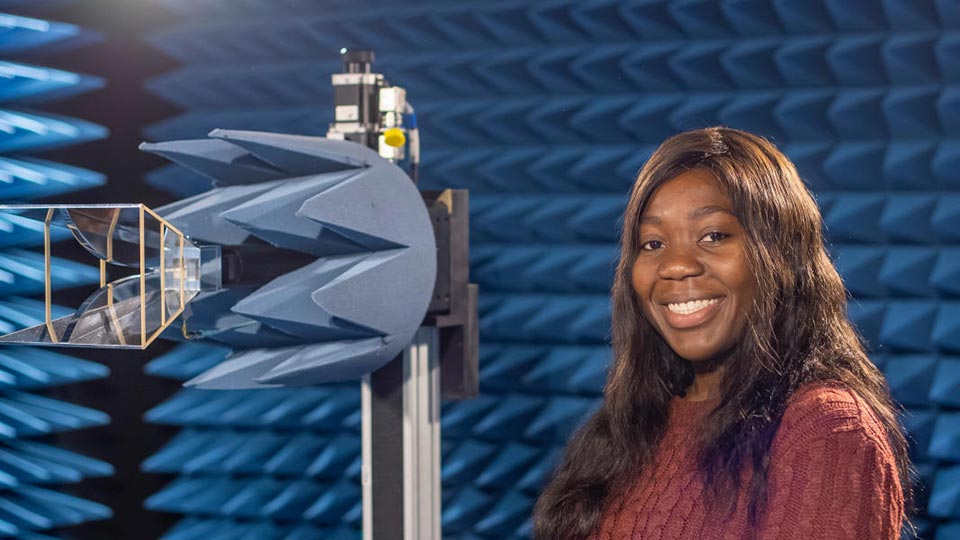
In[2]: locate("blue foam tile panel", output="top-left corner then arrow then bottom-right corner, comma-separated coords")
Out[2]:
473,489 -> 533,538
145,386 -> 358,432
884,0 -> 941,31
941,87 -> 960,138
0,297 -> 71,336
928,466 -> 960,518
140,37 -> 950,112
884,35 -> 939,84
148,4 -> 960,69
832,246 -> 887,297
885,87 -> 941,138
477,344 -> 545,394
883,355 -> 938,408
474,442 -> 543,491
471,245 -> 616,294
144,163 -> 212,198
520,345 -> 610,396
939,34 -> 960,83
935,522 -> 960,540
930,357 -> 960,407
0,61 -> 103,104
933,142 -> 960,188
144,428 -> 360,481
0,157 -> 105,202
143,105 -> 329,142
720,0 -> 782,36
879,248 -> 938,298
0,249 -> 99,296
933,303 -> 960,352
822,143 -> 886,191
827,35 -> 886,86
469,394 -> 545,442
147,0 -> 797,39
0,212 -> 73,250
928,413 -> 960,461
879,302 -> 938,353
846,300 -> 887,352
0,109 -> 107,152
0,391 -> 109,439
146,476 -> 360,525
823,195 -> 888,244
904,408 -> 937,461
441,396 -> 500,441
442,485 -> 496,534
885,142 -> 938,190
669,0 -> 732,38
144,60 -> 338,110
479,293 -> 610,344
523,396 -> 597,443
0,484 -> 111,536
0,348 -> 108,390
932,195 -> 960,241
144,342 -> 231,381
161,516 -> 358,540
0,440 -> 113,485
442,438 -> 499,488
0,13 -> 87,54
0,7 -> 112,539
470,195 -> 623,244
0,0 -> 77,6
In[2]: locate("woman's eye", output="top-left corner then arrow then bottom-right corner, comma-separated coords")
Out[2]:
702,231 -> 729,243
640,240 -> 663,251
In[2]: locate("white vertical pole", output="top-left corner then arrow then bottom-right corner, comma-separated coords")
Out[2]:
361,373 -> 373,540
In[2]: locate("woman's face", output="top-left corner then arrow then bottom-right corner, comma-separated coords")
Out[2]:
630,168 -> 757,363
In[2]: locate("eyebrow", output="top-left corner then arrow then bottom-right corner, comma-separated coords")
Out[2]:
639,205 -> 735,225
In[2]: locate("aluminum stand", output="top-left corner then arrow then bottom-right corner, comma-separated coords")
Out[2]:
361,327 -> 441,540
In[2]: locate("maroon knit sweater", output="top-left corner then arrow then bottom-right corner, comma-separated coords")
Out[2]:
592,383 -> 904,540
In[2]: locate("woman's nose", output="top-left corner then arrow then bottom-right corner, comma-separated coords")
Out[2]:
657,245 -> 704,280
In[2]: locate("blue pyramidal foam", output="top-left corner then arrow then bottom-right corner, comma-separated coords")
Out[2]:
142,130 -> 436,388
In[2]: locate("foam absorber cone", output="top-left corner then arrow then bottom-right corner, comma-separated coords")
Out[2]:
141,129 -> 437,388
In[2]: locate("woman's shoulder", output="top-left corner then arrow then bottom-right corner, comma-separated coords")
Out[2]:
773,381 -> 891,452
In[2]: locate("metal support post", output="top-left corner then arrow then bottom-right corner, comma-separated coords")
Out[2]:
362,327 -> 441,540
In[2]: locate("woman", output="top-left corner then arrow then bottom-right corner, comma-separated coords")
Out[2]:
532,127 -> 913,540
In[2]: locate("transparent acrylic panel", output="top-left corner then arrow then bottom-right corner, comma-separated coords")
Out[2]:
0,203 -> 208,349
198,244 -> 220,292
3,204 -> 164,267
161,225 -> 197,324
0,273 -> 162,348
67,207 -> 143,267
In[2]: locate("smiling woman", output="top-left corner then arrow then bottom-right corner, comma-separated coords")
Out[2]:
631,168 -> 757,391
532,127 -> 913,540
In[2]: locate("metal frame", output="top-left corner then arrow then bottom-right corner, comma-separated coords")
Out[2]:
362,327 -> 441,540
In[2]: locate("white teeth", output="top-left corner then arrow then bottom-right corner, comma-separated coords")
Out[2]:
666,297 -> 721,315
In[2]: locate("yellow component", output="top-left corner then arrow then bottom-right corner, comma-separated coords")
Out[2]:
384,128 -> 406,147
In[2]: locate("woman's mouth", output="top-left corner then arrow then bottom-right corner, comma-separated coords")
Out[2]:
661,297 -> 724,329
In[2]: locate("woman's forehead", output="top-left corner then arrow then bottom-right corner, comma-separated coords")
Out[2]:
641,169 -> 733,219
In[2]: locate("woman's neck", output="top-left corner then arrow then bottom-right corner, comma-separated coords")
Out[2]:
683,365 -> 725,402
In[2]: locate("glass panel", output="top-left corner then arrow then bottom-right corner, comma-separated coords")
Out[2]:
0,273 -> 159,348
63,206 -> 164,268
0,203 -> 209,349
61,273 -> 161,346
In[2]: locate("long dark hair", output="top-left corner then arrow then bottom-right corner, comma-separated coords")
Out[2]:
532,126 -> 913,540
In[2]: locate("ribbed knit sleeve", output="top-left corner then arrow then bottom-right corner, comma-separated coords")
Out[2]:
756,385 -> 904,540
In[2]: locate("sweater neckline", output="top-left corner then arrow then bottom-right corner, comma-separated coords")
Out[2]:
669,395 -> 721,425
